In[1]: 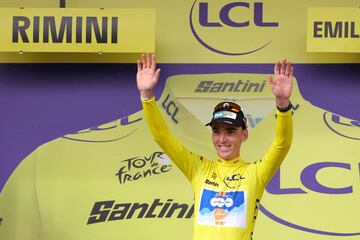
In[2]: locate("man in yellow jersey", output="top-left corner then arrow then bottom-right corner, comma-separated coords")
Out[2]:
138,53 -> 293,240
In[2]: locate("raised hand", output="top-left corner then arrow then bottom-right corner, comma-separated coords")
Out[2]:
267,60 -> 293,108
136,53 -> 161,99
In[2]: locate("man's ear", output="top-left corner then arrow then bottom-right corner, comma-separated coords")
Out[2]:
242,128 -> 248,142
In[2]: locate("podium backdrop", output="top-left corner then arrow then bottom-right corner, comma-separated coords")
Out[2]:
0,1 -> 359,239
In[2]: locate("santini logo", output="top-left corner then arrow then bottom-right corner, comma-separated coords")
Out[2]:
87,199 -> 193,224
205,179 -> 219,187
194,80 -> 266,93
189,0 -> 279,55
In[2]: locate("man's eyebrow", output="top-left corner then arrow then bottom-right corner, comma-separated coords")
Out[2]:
226,126 -> 237,131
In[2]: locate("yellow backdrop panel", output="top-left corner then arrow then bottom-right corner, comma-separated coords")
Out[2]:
307,8 -> 360,52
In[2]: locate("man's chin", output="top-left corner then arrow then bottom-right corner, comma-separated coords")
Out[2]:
217,150 -> 239,160
218,153 -> 232,160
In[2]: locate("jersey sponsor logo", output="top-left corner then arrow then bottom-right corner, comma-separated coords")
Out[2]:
116,152 -> 172,185
189,0 -> 279,55
263,161 -> 360,236
197,189 -> 247,227
214,111 -> 237,120
194,80 -> 266,93
223,173 -> 245,188
87,198 -> 194,224
323,112 -> 360,140
205,179 -> 219,187
63,116 -> 142,142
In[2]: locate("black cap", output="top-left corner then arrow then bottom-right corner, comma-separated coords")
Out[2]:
206,102 -> 247,129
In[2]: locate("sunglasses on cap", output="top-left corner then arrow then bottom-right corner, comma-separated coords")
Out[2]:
213,102 -> 241,113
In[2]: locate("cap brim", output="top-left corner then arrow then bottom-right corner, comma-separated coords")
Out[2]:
205,118 -> 242,127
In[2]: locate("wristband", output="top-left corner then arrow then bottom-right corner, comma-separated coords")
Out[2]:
277,101 -> 292,112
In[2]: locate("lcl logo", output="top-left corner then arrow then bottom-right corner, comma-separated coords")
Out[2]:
189,1 -> 279,55
63,116 -> 142,142
323,112 -> 360,140
260,161 -> 360,236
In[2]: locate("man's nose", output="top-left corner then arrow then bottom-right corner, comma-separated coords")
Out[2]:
219,133 -> 226,142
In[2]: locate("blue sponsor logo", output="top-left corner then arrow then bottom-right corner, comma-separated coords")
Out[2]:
198,189 -> 246,227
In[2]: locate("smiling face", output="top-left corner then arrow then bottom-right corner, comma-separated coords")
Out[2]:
211,122 -> 248,160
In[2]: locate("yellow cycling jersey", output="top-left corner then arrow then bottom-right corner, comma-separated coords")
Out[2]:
142,95 -> 293,240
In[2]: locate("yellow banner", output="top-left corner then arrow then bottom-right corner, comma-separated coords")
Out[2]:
307,8 -> 360,52
0,8 -> 155,53
0,1 -> 360,62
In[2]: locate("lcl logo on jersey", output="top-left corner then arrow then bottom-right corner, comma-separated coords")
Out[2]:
223,173 -> 245,188
189,0 -> 279,55
323,112 -> 360,140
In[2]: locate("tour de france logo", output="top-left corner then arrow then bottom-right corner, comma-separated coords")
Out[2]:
116,152 -> 172,185
189,0 -> 279,55
323,112 -> 360,140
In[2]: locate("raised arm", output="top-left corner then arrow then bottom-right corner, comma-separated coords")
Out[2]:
138,53 -> 203,181
257,60 -> 294,185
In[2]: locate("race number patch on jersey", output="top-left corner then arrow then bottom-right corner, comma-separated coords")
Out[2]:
197,189 -> 247,228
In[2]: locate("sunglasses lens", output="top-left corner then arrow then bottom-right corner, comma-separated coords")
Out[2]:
214,102 -> 241,112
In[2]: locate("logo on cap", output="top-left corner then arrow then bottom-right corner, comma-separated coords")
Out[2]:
214,111 -> 237,120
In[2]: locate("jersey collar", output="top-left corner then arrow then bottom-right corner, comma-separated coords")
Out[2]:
215,156 -> 247,167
